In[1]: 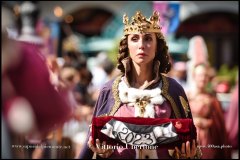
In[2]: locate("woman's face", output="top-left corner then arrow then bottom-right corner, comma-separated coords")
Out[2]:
193,65 -> 209,89
127,33 -> 157,65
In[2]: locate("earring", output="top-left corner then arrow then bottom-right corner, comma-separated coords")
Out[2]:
154,59 -> 161,67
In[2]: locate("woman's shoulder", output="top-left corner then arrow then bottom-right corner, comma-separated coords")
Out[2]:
161,74 -> 188,100
100,75 -> 122,91
161,74 -> 185,89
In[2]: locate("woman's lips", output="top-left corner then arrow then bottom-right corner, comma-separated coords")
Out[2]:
137,53 -> 147,57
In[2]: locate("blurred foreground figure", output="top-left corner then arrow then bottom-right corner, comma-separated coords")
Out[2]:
3,40 -> 72,138
2,5 -> 72,158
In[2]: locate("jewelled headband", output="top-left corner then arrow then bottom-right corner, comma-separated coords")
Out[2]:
123,11 -> 162,35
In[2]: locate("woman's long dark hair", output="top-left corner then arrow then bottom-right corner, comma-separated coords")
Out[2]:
117,33 -> 171,74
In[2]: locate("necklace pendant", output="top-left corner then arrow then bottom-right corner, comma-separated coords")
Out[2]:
136,96 -> 150,117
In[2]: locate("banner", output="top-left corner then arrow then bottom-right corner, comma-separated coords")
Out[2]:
101,119 -> 178,146
153,1 -> 180,36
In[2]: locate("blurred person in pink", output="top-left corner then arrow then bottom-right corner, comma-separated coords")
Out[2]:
187,63 -> 231,159
225,80 -> 238,158
2,37 -> 73,140
2,5 -> 72,159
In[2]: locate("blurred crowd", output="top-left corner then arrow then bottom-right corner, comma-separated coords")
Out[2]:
2,1 -> 238,159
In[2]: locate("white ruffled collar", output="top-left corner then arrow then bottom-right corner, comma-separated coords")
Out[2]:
118,78 -> 165,118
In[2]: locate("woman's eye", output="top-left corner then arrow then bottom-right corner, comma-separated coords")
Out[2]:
145,36 -> 152,41
131,37 -> 138,41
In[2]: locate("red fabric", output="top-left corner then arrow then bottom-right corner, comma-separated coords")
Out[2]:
92,116 -> 196,149
3,41 -> 72,136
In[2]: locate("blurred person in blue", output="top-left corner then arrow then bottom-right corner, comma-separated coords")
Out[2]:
170,61 -> 188,91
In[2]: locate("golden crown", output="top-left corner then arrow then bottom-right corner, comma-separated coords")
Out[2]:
123,11 -> 162,35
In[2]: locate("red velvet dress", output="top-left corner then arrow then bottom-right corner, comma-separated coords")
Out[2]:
189,93 -> 230,159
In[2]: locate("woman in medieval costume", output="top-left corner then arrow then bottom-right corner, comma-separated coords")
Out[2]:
79,11 -> 202,159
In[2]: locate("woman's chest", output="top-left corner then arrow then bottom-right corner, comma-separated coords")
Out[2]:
114,101 -> 172,118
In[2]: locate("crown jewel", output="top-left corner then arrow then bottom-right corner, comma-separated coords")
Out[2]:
123,11 -> 162,35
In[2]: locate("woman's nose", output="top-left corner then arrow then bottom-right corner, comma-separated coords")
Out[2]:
138,39 -> 145,49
